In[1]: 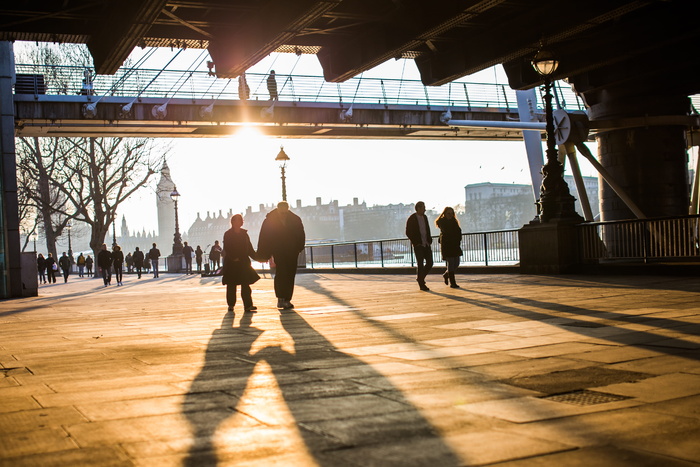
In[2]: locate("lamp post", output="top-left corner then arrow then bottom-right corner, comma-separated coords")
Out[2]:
67,220 -> 73,263
275,146 -> 290,202
170,186 -> 183,256
531,49 -> 582,223
30,233 -> 37,252
112,216 -> 117,248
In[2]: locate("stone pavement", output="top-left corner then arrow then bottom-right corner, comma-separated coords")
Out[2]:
1,272 -> 699,466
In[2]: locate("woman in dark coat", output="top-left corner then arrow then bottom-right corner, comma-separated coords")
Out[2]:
436,206 -> 463,288
112,244 -> 124,286
45,253 -> 57,284
97,243 -> 113,287
37,253 -> 47,284
222,214 -> 260,312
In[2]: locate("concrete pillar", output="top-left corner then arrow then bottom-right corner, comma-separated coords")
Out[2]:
589,95 -> 690,221
0,42 -> 23,298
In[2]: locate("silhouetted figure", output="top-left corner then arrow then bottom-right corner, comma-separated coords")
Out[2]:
45,253 -> 57,284
113,244 -> 124,286
406,201 -> 433,291
267,70 -> 278,100
59,252 -> 71,283
182,241 -> 194,274
238,72 -> 250,100
195,245 -> 203,273
257,201 -> 305,309
37,253 -> 47,284
85,255 -> 93,277
436,206 -> 463,289
132,247 -> 145,279
209,241 -> 222,272
149,243 -> 161,278
77,253 -> 86,277
125,252 -> 133,273
222,214 -> 260,312
97,244 -> 113,287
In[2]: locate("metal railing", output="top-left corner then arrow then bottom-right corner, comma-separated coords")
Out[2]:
14,63 -> 586,111
578,215 -> 700,263
304,229 -> 520,269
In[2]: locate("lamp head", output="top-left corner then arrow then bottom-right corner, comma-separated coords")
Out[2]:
170,186 -> 181,202
531,49 -> 559,77
275,146 -> 290,162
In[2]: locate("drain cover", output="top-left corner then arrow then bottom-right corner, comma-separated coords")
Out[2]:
541,390 -> 631,406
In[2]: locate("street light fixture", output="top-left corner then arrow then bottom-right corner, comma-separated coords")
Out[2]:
531,49 -> 581,223
275,146 -> 290,202
30,233 -> 37,252
170,186 -> 183,256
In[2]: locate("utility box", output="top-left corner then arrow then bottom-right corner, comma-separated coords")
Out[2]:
21,252 -> 38,297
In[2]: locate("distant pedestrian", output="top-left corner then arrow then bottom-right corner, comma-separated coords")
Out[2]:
238,72 -> 250,100
77,253 -> 86,277
125,252 -> 133,273
58,252 -> 71,283
257,201 -> 305,309
85,255 -> 94,277
222,214 -> 260,312
45,253 -> 57,284
436,207 -> 462,289
149,243 -> 161,278
97,243 -> 113,287
209,241 -> 222,272
195,245 -> 203,273
113,244 -> 124,286
406,201 -> 433,291
37,253 -> 47,284
132,247 -> 144,279
267,70 -> 278,100
182,241 -> 194,274
142,254 -> 151,274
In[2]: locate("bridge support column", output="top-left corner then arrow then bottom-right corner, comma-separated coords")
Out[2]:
0,42 -> 24,298
590,95 -> 690,221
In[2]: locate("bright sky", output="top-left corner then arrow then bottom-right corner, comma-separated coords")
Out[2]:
107,49 -> 600,235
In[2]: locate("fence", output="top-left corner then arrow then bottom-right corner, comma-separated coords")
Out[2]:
304,229 -> 520,269
578,215 -> 700,263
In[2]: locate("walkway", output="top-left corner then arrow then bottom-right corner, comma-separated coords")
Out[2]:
1,273 -> 699,466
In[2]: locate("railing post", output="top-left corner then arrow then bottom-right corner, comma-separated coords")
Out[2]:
642,219 -> 649,263
409,241 -> 415,267
331,245 -> 335,269
309,246 -> 314,268
483,233 -> 489,266
354,243 -> 358,268
380,241 -> 385,267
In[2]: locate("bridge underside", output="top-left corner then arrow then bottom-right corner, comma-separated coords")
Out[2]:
14,97 -> 533,140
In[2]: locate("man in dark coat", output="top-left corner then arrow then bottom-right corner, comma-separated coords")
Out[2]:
222,214 -> 259,312
97,243 -> 113,287
58,252 -> 71,283
257,201 -> 305,309
182,241 -> 194,274
148,243 -> 161,278
267,70 -> 278,100
406,201 -> 433,291
132,247 -> 144,279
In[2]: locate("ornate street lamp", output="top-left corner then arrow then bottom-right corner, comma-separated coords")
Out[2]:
30,233 -> 37,252
170,186 -> 183,256
275,146 -> 290,202
112,216 -> 117,248
531,49 -> 582,223
67,220 -> 73,262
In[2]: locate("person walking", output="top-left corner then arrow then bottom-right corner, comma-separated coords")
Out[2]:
406,201 -> 434,291
76,253 -> 86,277
85,255 -> 94,277
182,241 -> 194,274
238,72 -> 250,100
45,253 -> 57,284
257,201 -> 305,309
58,252 -> 71,283
125,252 -> 133,274
112,244 -> 124,286
37,253 -> 47,284
149,243 -> 161,278
222,214 -> 260,312
97,244 -> 113,287
209,241 -> 222,272
132,247 -> 144,279
267,70 -> 278,100
436,207 -> 463,289
195,245 -> 203,274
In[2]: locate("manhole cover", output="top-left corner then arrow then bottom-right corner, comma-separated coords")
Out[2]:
562,321 -> 607,328
540,390 -> 631,406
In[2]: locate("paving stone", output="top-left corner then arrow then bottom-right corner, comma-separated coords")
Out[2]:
503,367 -> 651,394
0,447 -> 132,467
493,445 -> 698,467
592,373 -> 700,402
0,427 -> 76,459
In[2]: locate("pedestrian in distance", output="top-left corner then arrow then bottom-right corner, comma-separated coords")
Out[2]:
125,252 -> 133,273
132,247 -> 144,279
267,70 -> 278,100
112,244 -> 124,286
58,252 -> 71,283
238,72 -> 250,100
45,253 -> 57,284
222,214 -> 260,312
77,253 -> 86,277
209,241 -> 222,272
406,201 -> 434,291
436,206 -> 463,289
195,245 -> 203,274
149,243 -> 161,278
97,244 -> 113,287
85,255 -> 93,277
257,201 -> 306,309
182,241 -> 194,274
37,253 -> 47,284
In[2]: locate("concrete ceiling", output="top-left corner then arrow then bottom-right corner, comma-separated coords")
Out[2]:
2,0 -> 699,106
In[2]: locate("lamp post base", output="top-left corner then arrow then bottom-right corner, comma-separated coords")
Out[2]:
519,221 -> 581,274
167,254 -> 184,273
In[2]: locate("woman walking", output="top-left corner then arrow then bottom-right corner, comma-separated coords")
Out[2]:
112,244 -> 124,286
436,207 -> 463,289
37,253 -> 47,284
222,214 -> 259,312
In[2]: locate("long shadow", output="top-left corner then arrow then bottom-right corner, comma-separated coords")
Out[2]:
182,307 -> 462,465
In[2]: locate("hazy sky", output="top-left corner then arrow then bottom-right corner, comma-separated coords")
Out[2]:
111,49 -> 600,235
